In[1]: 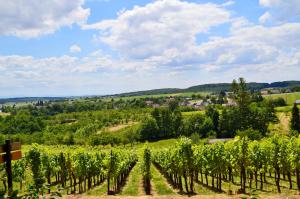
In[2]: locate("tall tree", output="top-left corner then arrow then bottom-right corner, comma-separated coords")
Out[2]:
231,78 -> 252,131
291,103 -> 300,134
206,106 -> 219,134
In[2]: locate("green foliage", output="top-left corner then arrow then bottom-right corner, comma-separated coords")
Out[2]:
153,137 -> 195,193
237,129 -> 262,140
141,144 -> 151,194
140,117 -> 159,141
219,79 -> 276,137
106,150 -> 137,194
291,103 -> 300,134
269,97 -> 287,107
184,113 -> 214,137
155,135 -> 300,194
26,144 -> 45,192
206,106 -> 219,133
0,110 -> 44,134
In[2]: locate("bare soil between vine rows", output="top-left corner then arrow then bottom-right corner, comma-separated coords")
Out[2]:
63,194 -> 300,199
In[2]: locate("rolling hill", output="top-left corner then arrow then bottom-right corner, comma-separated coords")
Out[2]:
115,80 -> 300,97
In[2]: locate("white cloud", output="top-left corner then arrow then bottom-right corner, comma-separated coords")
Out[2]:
259,12 -> 271,23
69,45 -> 82,53
2,0 -> 300,97
259,0 -> 300,23
84,0 -> 231,59
222,1 -> 235,7
0,0 -> 90,38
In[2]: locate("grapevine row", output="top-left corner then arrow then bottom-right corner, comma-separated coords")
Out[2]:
153,136 -> 300,194
1,145 -> 137,196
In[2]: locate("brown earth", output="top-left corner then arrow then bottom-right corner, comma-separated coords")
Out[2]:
63,194 -> 300,199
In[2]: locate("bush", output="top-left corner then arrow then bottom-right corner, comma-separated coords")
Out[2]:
237,128 -> 262,140
270,98 -> 286,107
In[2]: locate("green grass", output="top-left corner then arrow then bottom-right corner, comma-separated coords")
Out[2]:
101,92 -> 210,101
274,105 -> 300,113
182,110 -> 204,117
86,181 -> 107,196
193,173 -> 300,196
151,164 -> 175,195
264,92 -> 300,105
121,161 -> 143,195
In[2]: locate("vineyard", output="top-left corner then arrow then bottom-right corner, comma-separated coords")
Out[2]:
0,145 -> 138,198
1,136 -> 300,198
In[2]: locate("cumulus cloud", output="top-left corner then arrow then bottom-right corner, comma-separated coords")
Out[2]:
2,0 -> 300,97
69,45 -> 82,53
83,0 -> 231,59
259,0 -> 300,23
193,22 -> 300,73
0,0 -> 90,38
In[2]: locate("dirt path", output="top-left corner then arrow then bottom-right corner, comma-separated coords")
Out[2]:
278,112 -> 290,133
270,112 -> 290,134
63,194 -> 300,199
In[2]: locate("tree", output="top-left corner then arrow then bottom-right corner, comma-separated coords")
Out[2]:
206,106 -> 219,134
140,117 -> 159,140
291,103 -> 300,134
237,128 -> 262,140
168,100 -> 179,112
231,78 -> 251,130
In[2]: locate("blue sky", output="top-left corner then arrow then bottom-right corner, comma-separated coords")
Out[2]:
0,0 -> 300,97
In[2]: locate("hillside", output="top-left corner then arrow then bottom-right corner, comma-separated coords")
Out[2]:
116,80 -> 300,97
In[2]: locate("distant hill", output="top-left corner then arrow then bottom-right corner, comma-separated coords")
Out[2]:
116,88 -> 182,97
116,80 -> 300,97
0,97 -> 67,104
1,81 -> 300,103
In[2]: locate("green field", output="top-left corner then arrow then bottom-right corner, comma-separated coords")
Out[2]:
104,92 -> 210,101
264,92 -> 300,105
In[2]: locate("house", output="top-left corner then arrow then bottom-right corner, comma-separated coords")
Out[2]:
260,90 -> 269,95
207,138 -> 233,144
271,89 -> 281,94
222,98 -> 237,107
152,104 -> 160,108
145,100 -> 153,106
193,100 -> 210,110
225,92 -> 233,96
165,97 -> 175,103
179,101 -> 191,106
295,100 -> 300,105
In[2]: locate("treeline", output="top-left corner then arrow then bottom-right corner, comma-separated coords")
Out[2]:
115,80 -> 300,96
1,98 -> 149,115
153,136 -> 300,194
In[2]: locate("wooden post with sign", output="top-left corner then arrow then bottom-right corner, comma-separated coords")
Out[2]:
0,139 -> 22,197
5,139 -> 13,196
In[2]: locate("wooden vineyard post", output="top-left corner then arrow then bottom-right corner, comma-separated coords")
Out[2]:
0,139 -> 22,197
5,139 -> 13,197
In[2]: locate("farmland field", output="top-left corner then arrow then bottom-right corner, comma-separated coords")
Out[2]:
264,92 -> 300,105
107,92 -> 210,101
0,112 -> 10,117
